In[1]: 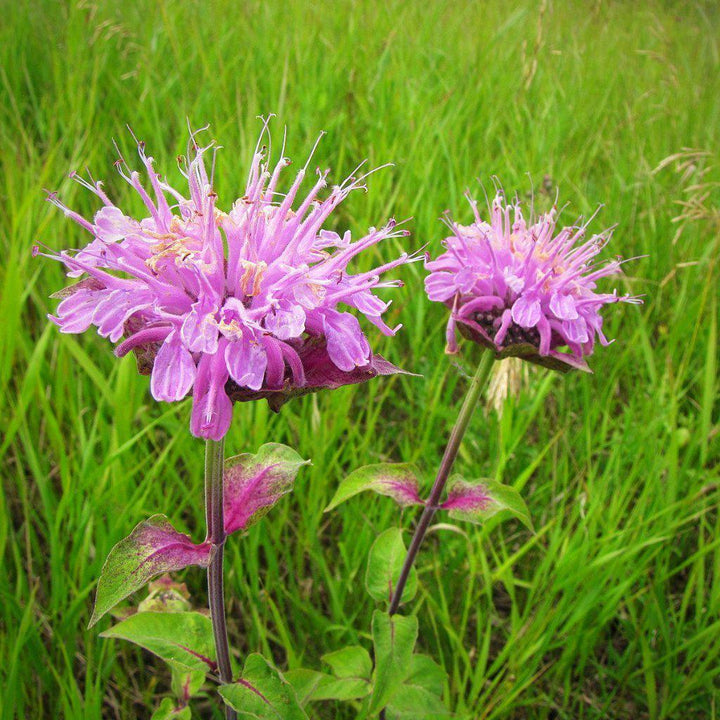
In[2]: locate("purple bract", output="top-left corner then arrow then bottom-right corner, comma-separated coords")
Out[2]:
42,124 -> 413,438
425,191 -> 641,372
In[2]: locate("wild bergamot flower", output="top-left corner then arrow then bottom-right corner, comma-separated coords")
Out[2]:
425,191 -> 640,372
41,125 -> 412,439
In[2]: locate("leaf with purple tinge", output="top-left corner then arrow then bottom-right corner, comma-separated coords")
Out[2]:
101,611 -> 216,674
89,515 -> 210,627
324,463 -> 424,512
220,653 -> 308,719
151,698 -> 191,720
226,338 -> 414,412
223,443 -> 310,535
441,476 -> 533,531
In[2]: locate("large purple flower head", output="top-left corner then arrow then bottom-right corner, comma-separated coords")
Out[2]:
42,124 -> 413,439
425,191 -> 640,372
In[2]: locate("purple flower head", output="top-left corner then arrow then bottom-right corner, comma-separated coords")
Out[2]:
42,123 -> 414,439
425,190 -> 641,372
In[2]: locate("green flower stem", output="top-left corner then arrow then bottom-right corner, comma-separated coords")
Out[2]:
387,351 -> 495,616
205,438 -> 237,720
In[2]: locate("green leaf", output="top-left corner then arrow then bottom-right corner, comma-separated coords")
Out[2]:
89,515 -> 210,627
385,654 -> 450,718
284,669 -> 328,706
285,668 -> 371,704
284,645 -> 374,703
365,528 -> 417,605
219,653 -> 308,719
325,463 -> 423,512
321,645 -> 372,680
385,685 -> 451,719
405,654 -> 447,697
170,665 -> 205,703
442,476 -> 533,531
368,611 -> 418,713
100,611 -> 215,673
151,698 -> 191,720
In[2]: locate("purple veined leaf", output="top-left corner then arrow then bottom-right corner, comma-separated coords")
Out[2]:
100,611 -> 217,674
89,515 -> 210,627
151,697 -> 192,720
223,443 -> 310,535
219,653 -> 308,719
324,463 -> 424,512
441,476 -> 533,531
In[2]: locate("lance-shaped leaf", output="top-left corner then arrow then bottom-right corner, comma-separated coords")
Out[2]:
219,653 -> 308,719
441,476 -> 533,531
368,611 -> 418,713
100,611 -> 216,673
224,443 -> 310,534
325,463 -> 423,512
90,515 -> 210,627
365,527 -> 418,605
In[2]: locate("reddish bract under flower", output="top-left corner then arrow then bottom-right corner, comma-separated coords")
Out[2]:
425,192 -> 641,372
43,125 -> 413,438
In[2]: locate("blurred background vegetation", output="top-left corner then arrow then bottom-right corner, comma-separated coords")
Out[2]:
1,0 -> 718,717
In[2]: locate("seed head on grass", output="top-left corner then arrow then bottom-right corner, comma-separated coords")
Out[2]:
41,123 -> 413,439
425,190 -> 641,372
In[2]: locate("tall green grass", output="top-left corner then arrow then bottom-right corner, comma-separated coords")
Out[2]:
1,1 -> 718,718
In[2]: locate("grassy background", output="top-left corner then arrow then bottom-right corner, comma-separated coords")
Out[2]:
1,0 -> 719,718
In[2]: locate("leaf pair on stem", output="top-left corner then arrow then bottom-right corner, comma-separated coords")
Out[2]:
90,443 -> 309,627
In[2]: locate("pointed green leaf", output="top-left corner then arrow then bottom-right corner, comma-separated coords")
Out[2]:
170,665 -> 205,703
285,668 -> 371,704
325,463 -> 423,512
219,653 -> 308,719
321,645 -> 372,680
283,645 -> 374,703
90,515 -> 210,627
224,443 -> 310,534
100,611 -> 215,673
365,528 -> 417,605
442,476 -> 533,531
385,654 -> 450,718
151,698 -> 191,720
368,611 -> 418,713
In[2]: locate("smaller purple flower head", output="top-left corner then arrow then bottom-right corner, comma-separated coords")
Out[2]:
425,190 -> 641,372
41,122 -> 415,439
